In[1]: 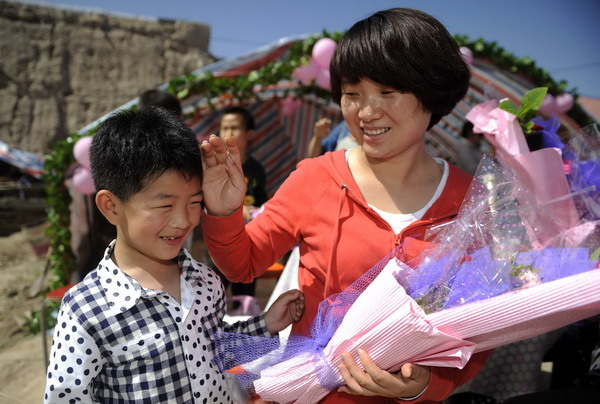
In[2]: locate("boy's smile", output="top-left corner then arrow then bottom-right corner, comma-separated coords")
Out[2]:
112,170 -> 203,271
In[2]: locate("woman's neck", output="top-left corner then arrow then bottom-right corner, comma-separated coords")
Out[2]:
348,147 -> 443,214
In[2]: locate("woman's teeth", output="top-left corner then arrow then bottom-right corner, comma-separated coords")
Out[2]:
363,128 -> 389,135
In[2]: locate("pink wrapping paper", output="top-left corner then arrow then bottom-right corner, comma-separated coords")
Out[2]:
466,101 -> 579,243
254,258 -> 600,404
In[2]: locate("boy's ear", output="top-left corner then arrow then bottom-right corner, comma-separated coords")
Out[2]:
246,129 -> 256,141
96,190 -> 120,225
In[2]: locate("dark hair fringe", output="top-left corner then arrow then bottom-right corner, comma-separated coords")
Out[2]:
90,107 -> 202,201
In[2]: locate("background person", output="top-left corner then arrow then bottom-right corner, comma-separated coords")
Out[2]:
307,118 -> 358,158
218,106 -> 268,299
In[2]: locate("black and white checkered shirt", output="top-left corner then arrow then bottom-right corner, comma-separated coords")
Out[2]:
44,242 -> 270,403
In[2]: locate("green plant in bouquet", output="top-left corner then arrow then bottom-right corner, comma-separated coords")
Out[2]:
414,285 -> 450,315
498,87 -> 548,135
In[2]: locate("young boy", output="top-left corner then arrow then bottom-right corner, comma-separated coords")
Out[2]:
43,107 -> 304,403
218,106 -> 267,299
218,106 -> 267,217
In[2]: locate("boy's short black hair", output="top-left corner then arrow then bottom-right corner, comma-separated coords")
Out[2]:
90,107 -> 202,201
220,106 -> 255,131
139,89 -> 182,117
330,8 -> 471,130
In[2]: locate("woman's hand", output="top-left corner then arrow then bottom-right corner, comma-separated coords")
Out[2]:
200,135 -> 246,216
338,350 -> 430,399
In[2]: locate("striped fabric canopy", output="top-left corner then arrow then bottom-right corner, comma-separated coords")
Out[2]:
77,34 -> 582,198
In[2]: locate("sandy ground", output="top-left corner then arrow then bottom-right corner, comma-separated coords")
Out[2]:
0,227 -> 279,404
0,230 -> 48,404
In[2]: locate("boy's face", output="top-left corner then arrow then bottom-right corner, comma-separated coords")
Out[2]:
219,113 -> 251,160
113,170 -> 202,266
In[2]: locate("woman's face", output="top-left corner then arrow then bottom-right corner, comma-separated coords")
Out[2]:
341,78 -> 431,161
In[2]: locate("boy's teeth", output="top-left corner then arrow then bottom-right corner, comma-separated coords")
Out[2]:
162,236 -> 176,240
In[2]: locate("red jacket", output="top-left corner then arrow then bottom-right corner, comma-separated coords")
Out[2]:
202,150 -> 490,403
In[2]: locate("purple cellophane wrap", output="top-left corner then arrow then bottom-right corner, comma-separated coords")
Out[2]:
213,153 -> 600,404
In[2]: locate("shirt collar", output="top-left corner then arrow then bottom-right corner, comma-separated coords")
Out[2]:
95,241 -> 205,316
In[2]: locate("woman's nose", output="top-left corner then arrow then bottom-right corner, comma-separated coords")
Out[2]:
357,99 -> 382,122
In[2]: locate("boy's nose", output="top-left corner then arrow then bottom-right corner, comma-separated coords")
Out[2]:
171,209 -> 193,229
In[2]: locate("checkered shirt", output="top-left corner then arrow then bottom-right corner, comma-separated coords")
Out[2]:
43,242 -> 270,403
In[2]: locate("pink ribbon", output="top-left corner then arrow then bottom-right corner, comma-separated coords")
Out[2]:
466,99 -> 529,159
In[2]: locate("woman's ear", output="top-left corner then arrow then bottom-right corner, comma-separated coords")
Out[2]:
96,190 -> 120,225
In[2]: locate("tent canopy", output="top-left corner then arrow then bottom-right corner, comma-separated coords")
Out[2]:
74,34 -> 584,198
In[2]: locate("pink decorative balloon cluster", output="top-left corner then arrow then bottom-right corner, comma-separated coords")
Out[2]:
280,96 -> 302,117
291,38 -> 337,90
459,46 -> 473,65
72,136 -> 96,194
539,93 -> 575,116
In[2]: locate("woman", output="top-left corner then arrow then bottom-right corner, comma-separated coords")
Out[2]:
200,8 -> 490,403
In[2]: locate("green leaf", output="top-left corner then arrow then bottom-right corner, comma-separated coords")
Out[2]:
523,120 -> 536,134
499,99 -> 518,115
517,87 -> 547,120
176,88 -> 189,99
521,87 -> 547,111
591,246 -> 600,261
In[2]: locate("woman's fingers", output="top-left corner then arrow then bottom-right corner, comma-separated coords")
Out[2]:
338,352 -> 377,396
208,134 -> 230,165
200,140 -> 217,168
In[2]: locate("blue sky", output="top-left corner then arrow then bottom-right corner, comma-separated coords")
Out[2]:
25,0 -> 600,98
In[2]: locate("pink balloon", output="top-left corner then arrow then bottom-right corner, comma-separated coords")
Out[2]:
459,46 -> 473,65
292,60 -> 319,85
555,93 -> 574,114
280,96 -> 302,117
540,94 -> 558,116
312,38 -> 337,68
73,166 -> 96,194
73,136 -> 93,168
316,67 -> 331,90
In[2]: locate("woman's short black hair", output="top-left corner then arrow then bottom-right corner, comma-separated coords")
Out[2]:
330,8 -> 471,129
90,107 -> 202,201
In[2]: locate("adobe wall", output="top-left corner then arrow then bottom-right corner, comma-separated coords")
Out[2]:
0,0 -> 215,154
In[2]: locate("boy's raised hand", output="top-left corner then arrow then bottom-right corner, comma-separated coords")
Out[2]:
264,289 -> 305,334
200,135 -> 246,216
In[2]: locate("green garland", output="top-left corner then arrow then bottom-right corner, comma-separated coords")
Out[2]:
167,31 -> 342,106
43,135 -> 80,289
44,32 -> 594,291
454,35 -> 595,127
